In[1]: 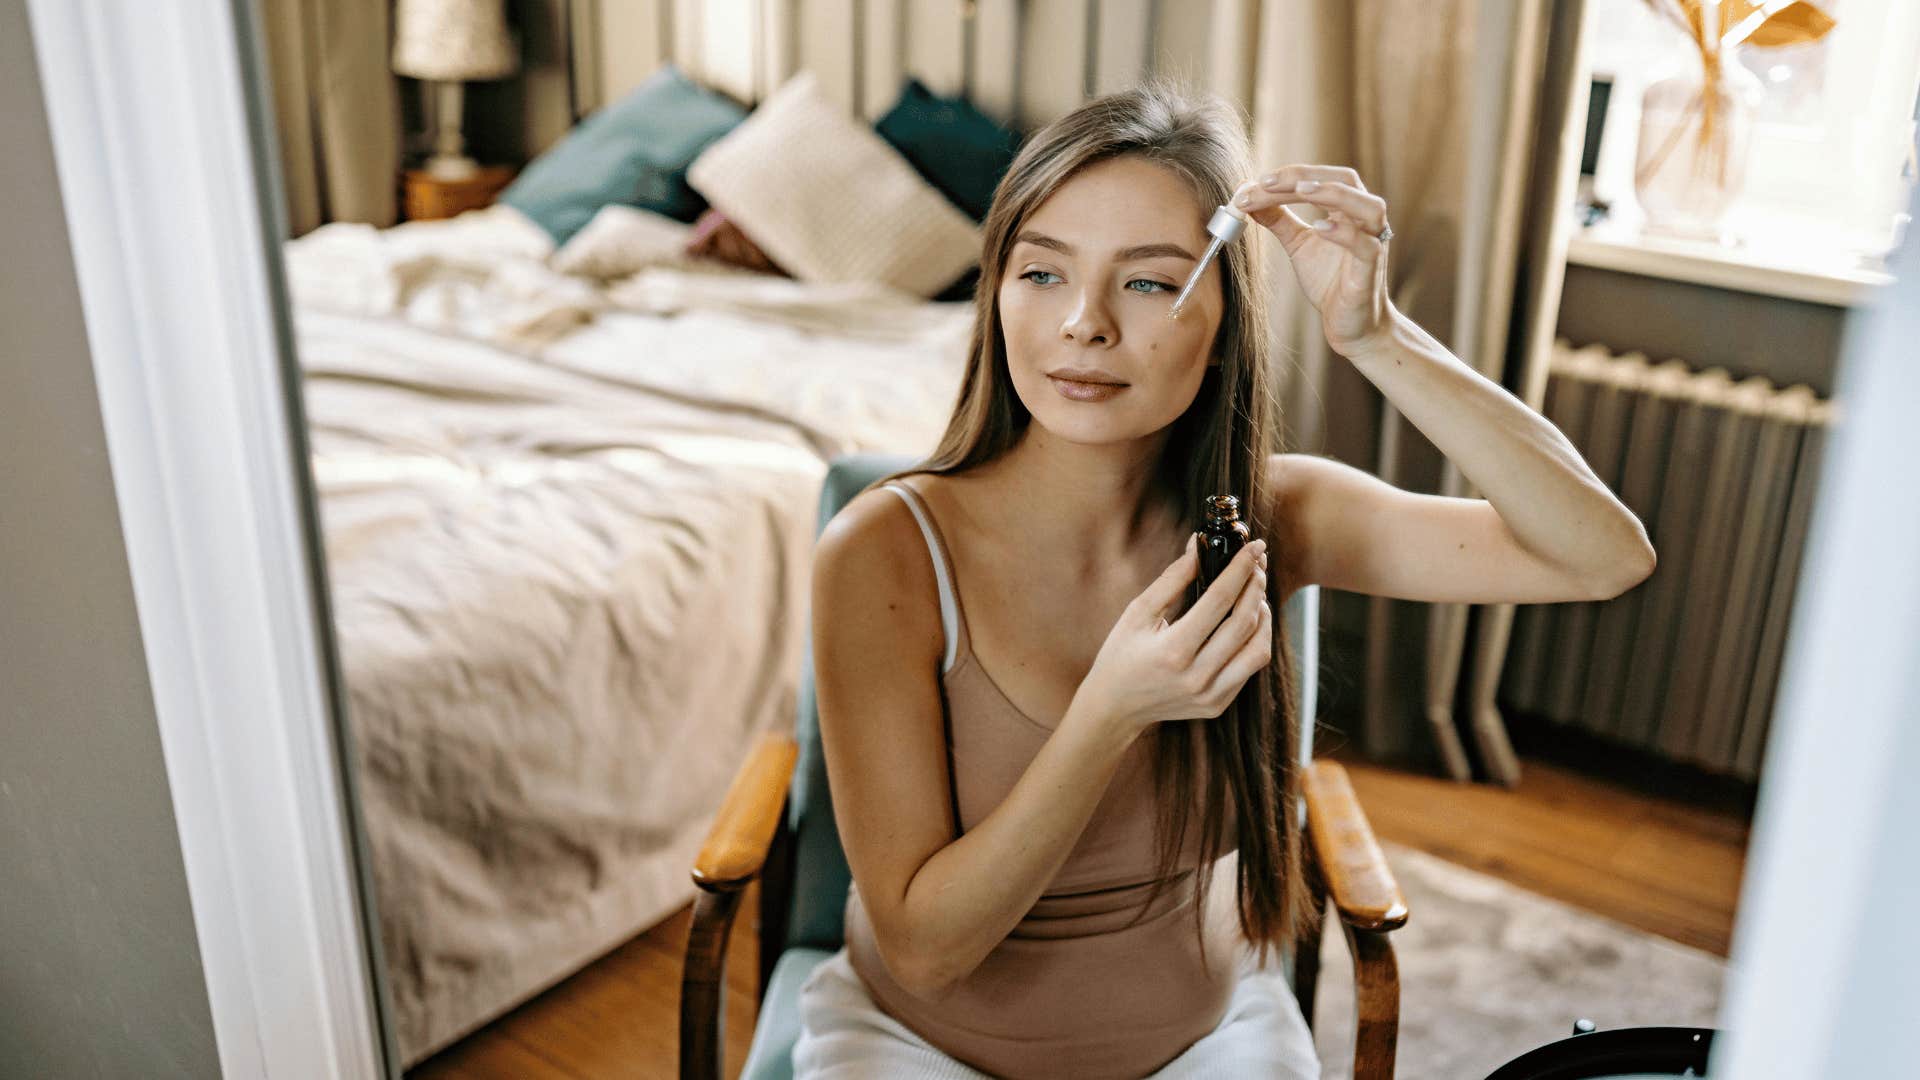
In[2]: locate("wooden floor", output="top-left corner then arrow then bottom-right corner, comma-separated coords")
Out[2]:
409,752 -> 1751,1079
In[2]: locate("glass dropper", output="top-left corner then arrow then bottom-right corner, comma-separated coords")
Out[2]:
1168,203 -> 1250,319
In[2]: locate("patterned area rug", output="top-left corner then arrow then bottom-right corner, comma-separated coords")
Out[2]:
1310,843 -> 1727,1078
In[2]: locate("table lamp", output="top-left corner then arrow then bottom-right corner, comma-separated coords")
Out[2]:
392,0 -> 520,181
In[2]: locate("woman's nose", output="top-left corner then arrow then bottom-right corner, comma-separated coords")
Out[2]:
1060,289 -> 1116,346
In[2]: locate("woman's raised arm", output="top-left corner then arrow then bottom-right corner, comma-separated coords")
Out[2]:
1238,165 -> 1656,604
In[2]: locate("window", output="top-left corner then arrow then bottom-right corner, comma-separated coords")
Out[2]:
1586,0 -> 1920,258
1734,1 -> 1837,129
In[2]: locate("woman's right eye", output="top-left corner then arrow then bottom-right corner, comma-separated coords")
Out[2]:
1020,270 -> 1061,286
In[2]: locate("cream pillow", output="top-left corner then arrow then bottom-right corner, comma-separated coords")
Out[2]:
686,71 -> 982,298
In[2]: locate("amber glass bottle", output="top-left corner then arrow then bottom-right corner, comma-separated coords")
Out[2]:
1191,494 -> 1251,612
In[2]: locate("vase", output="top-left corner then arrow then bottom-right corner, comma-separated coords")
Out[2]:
1632,53 -> 1764,241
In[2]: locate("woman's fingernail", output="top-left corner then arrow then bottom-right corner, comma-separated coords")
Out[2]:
1234,191 -> 1252,208
1296,180 -> 1320,193
1312,219 -> 1335,232
1260,173 -> 1279,188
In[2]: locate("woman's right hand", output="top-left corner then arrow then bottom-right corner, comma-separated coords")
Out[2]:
1077,533 -> 1273,741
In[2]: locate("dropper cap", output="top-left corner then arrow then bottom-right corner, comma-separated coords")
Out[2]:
1206,203 -> 1252,244
1167,203 -> 1251,318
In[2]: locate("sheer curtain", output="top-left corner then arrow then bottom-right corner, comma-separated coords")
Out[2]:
1239,0 -> 1591,779
259,0 -> 401,235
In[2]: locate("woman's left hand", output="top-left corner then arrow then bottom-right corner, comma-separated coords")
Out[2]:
1232,165 -> 1395,357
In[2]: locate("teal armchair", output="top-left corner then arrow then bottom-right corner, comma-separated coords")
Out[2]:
680,453 -> 1409,1080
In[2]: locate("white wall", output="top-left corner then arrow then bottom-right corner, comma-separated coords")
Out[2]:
0,0 -> 219,1072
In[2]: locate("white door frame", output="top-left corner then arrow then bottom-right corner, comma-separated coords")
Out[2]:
24,0 -> 389,1075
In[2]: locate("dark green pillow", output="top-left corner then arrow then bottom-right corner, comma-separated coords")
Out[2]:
874,78 -> 1020,223
501,65 -> 746,245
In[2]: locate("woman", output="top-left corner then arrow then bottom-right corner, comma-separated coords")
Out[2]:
795,81 -> 1655,1079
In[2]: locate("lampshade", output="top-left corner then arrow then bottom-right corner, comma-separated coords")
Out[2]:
392,0 -> 519,82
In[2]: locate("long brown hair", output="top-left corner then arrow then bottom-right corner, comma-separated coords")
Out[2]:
870,78 -> 1315,971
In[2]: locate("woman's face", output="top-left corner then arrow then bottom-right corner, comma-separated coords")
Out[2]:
998,155 -> 1225,446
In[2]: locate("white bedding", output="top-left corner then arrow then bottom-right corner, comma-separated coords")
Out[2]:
286,206 -> 970,1063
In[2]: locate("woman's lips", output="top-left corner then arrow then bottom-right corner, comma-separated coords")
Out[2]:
1049,375 -> 1128,402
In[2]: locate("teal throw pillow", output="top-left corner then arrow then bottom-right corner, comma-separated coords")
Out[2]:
501,65 -> 746,245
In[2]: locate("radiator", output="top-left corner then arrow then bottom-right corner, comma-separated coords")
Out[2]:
1498,340 -> 1834,780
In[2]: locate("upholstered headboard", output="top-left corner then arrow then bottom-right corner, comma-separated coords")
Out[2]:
566,0 -> 1262,131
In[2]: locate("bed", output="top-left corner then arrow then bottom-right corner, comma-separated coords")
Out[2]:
287,202 -> 972,1062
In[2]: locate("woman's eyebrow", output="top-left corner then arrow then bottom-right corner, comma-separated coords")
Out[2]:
1013,231 -> 1196,262
1118,241 -> 1196,261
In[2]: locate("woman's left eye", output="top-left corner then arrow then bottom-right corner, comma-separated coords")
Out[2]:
1127,279 -> 1172,295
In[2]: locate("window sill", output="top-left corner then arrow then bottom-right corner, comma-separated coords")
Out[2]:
1566,206 -> 1899,309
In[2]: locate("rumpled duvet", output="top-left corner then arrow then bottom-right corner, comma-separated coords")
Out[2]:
285,206 -> 971,1063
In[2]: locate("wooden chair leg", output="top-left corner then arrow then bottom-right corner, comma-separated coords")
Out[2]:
1345,925 -> 1400,1080
681,887 -> 743,1080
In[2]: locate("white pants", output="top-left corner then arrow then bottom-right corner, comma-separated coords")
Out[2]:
791,945 -> 1321,1079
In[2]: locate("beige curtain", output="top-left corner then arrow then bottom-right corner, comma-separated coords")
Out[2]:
261,0 -> 402,236
1240,0 -> 1591,779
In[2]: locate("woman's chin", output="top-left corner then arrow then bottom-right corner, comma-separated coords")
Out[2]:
1027,406 -> 1153,447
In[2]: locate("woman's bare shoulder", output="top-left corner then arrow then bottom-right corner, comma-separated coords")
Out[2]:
812,480 -> 945,655
887,469 -> 993,547
810,476 -> 952,707
816,481 -> 928,583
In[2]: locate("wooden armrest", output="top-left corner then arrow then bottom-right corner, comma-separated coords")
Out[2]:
1304,759 -> 1409,932
690,730 -> 799,893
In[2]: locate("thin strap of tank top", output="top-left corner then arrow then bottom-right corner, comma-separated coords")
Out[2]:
880,481 -> 969,675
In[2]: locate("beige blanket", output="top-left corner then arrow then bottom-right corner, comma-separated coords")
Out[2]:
287,207 -> 969,1062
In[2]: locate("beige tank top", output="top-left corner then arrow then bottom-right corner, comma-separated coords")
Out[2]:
841,479 -> 1242,1080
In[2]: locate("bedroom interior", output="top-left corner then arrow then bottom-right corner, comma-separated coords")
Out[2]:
224,0 -> 1916,1077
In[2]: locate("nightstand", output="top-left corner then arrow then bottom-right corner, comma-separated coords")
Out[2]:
400,165 -> 517,222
